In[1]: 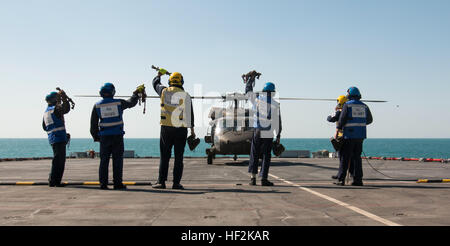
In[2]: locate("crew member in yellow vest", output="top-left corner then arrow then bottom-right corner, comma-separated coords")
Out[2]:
151,69 -> 195,189
327,95 -> 352,180
328,95 -> 348,137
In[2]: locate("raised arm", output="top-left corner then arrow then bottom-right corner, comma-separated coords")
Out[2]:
152,75 -> 167,97
120,93 -> 139,110
245,76 -> 256,94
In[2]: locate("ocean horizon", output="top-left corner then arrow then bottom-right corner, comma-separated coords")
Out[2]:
1,138 -> 450,159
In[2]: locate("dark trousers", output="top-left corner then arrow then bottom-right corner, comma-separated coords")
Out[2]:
337,139 -> 364,182
248,129 -> 273,179
49,142 -> 66,185
158,126 -> 188,184
99,135 -> 124,186
337,149 -> 354,177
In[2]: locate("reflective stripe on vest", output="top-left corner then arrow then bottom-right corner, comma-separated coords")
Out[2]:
47,126 -> 66,134
160,87 -> 191,127
99,120 -> 124,127
344,123 -> 367,127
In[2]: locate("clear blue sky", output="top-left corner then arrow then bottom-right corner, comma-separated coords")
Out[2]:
1,0 -> 449,138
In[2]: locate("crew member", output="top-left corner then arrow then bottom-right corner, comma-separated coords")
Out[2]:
90,83 -> 141,190
246,77 -> 282,186
152,69 -> 195,190
42,91 -> 71,187
327,95 -> 351,179
335,87 -> 373,186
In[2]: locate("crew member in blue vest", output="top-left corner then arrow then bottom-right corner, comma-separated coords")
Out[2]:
90,83 -> 141,190
42,91 -> 71,187
246,76 -> 282,186
335,86 -> 373,186
151,69 -> 195,190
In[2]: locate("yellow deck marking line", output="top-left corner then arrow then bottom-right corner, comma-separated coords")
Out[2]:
83,182 -> 100,185
269,174 -> 402,226
16,182 -> 35,185
417,179 -> 450,183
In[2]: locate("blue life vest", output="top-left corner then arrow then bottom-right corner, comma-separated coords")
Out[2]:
95,98 -> 124,136
253,93 -> 280,136
343,100 -> 368,139
43,106 -> 67,144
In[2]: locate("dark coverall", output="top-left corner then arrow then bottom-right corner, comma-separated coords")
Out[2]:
90,95 -> 139,186
327,109 -> 354,177
336,102 -> 373,183
152,76 -> 194,184
42,101 -> 70,186
245,79 -> 282,179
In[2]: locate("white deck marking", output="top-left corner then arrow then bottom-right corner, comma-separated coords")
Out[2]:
269,174 -> 402,226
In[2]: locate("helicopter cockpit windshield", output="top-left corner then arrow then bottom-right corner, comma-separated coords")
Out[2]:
215,117 -> 251,134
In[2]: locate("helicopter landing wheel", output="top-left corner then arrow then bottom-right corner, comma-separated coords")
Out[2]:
207,154 -> 213,165
233,155 -> 237,161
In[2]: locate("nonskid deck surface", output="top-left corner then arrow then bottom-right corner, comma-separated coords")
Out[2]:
0,157 -> 449,226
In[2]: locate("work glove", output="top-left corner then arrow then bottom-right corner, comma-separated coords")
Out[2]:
334,130 -> 339,140
158,68 -> 168,76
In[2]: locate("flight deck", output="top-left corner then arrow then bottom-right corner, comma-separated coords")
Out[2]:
0,157 -> 449,226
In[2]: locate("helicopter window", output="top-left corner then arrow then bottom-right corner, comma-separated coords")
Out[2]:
216,118 -> 250,133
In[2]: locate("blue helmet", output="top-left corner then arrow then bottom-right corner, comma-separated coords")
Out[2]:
100,82 -> 116,97
45,91 -> 58,103
347,86 -> 361,100
263,82 -> 276,92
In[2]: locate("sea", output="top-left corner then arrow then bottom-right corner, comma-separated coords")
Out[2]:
1,138 -> 450,159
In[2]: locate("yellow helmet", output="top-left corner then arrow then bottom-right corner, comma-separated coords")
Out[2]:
169,72 -> 183,85
337,95 -> 348,106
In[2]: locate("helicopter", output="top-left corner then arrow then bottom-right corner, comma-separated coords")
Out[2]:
75,67 -> 387,165
198,71 -> 388,165
204,92 -> 254,164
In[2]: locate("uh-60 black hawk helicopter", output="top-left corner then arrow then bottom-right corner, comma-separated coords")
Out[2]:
76,67 -> 387,165
202,70 -> 387,164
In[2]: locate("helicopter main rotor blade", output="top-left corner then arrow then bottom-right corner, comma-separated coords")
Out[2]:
75,95 -> 225,99
278,97 -> 388,103
75,95 -> 161,99
75,95 -> 387,103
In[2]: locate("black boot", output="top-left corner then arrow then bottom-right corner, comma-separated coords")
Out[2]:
152,182 -> 166,189
100,184 -> 109,190
172,183 -> 184,190
261,179 -> 274,186
114,184 -> 127,190
333,180 -> 345,186
249,178 -> 256,186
